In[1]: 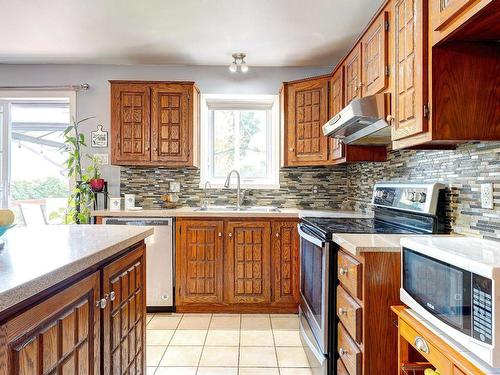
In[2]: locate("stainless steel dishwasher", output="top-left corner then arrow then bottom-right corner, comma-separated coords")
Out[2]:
101,217 -> 174,311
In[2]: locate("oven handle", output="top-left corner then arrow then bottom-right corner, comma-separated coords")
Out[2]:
297,224 -> 326,248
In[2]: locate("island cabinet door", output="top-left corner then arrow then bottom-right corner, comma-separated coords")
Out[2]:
176,220 -> 225,305
225,221 -> 272,304
0,272 -> 101,375
271,221 -> 299,305
102,244 -> 146,375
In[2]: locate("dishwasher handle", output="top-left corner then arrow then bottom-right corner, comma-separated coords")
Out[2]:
102,217 -> 173,226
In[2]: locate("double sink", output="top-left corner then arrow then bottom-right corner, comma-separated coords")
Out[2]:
195,206 -> 281,213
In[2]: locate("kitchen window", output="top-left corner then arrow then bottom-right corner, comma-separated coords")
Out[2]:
200,94 -> 280,189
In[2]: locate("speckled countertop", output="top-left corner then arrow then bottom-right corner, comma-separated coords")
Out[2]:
0,225 -> 153,315
91,207 -> 372,219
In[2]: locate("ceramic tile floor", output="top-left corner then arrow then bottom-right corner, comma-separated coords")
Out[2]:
146,313 -> 312,375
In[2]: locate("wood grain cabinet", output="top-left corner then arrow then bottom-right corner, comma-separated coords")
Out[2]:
337,248 -> 401,375
175,218 -> 299,313
344,44 -> 363,104
111,81 -> 199,167
0,243 -> 146,375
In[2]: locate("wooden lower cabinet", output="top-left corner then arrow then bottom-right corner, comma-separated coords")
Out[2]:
0,242 -> 146,375
175,218 -> 299,313
337,248 -> 401,375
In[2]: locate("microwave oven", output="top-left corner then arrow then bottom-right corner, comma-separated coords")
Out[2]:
400,236 -> 500,367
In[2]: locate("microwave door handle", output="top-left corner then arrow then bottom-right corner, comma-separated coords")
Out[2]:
297,224 -> 325,248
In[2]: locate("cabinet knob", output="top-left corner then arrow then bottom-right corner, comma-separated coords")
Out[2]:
414,336 -> 430,354
228,233 -> 233,238
96,298 -> 107,309
339,347 -> 348,356
275,232 -> 279,238
109,291 -> 116,301
289,147 -> 295,152
338,307 -> 348,316
218,232 -> 222,237
145,146 -> 150,151
153,147 -> 158,152
339,267 -> 348,276
386,115 -> 395,124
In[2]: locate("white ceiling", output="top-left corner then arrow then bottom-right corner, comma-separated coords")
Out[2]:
0,0 -> 384,67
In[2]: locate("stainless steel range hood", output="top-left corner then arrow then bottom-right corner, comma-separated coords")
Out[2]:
322,93 -> 391,145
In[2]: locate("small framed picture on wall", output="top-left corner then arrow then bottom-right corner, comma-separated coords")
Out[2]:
91,124 -> 108,148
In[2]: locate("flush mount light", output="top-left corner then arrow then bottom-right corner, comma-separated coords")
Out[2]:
229,53 -> 249,73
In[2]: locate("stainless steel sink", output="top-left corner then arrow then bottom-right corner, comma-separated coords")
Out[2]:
195,206 -> 281,213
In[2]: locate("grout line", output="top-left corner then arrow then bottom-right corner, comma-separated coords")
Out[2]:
194,313 -> 213,374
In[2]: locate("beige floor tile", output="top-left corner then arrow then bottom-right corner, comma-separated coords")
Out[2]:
159,346 -> 203,367
146,367 -> 157,375
177,315 -> 212,330
279,369 -> 313,375
146,314 -> 155,325
241,316 -> 272,330
146,346 -> 167,367
271,316 -> 300,330
241,314 -> 270,317
276,347 -> 310,368
239,369 -> 279,375
270,314 -> 299,318
209,315 -> 241,330
212,313 -> 241,317
240,330 -> 274,346
146,330 -> 175,345
148,315 -> 182,330
205,330 -> 240,346
273,330 -> 302,346
199,346 -> 239,367
197,367 -> 238,375
154,367 -> 197,375
239,347 -> 277,367
169,329 -> 207,346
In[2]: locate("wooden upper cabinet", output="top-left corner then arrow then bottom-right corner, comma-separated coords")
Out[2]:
362,11 -> 389,96
111,81 -> 199,167
225,221 -> 271,305
271,221 -> 299,305
329,68 -> 345,161
282,76 -> 330,166
432,0 -> 475,30
176,220 -> 224,305
0,272 -> 101,375
111,83 -> 151,164
344,44 -> 363,104
392,0 -> 429,141
102,244 -> 146,375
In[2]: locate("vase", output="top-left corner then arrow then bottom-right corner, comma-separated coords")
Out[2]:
90,178 -> 105,192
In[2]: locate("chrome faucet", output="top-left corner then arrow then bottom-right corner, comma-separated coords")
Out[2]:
202,181 -> 211,209
224,170 -> 243,209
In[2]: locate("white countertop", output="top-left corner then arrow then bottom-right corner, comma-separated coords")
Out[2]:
91,207 -> 372,219
0,225 -> 153,315
332,233 -> 408,255
401,236 -> 500,278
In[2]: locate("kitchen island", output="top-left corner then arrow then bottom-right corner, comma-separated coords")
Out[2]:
0,224 -> 153,375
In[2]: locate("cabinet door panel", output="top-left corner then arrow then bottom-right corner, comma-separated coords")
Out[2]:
151,84 -> 191,164
0,273 -> 100,375
432,0 -> 475,31
329,68 -> 345,161
102,244 -> 146,375
111,83 -> 151,163
362,11 -> 389,96
226,221 -> 271,304
176,220 -> 224,304
344,44 -> 363,104
392,0 -> 428,141
286,78 -> 329,165
271,221 -> 299,305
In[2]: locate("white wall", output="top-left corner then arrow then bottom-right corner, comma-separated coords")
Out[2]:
0,64 -> 330,195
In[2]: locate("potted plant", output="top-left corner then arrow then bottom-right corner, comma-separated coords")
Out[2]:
88,155 -> 105,192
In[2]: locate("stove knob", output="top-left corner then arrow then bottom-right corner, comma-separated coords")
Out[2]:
406,191 -> 415,201
382,191 -> 388,199
417,192 -> 426,203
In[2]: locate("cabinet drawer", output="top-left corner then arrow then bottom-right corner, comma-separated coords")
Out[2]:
338,323 -> 361,375
399,318 -> 452,374
338,251 -> 362,299
337,358 -> 349,375
337,286 -> 362,343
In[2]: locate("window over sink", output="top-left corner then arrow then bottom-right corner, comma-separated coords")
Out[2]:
200,94 -> 279,189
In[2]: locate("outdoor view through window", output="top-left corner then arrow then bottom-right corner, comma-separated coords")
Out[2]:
8,100 -> 70,226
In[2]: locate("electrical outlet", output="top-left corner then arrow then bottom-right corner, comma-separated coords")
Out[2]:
481,183 -> 494,209
93,153 -> 109,165
312,185 -> 319,194
170,181 -> 181,193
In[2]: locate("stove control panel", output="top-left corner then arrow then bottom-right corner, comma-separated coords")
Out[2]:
372,183 -> 445,215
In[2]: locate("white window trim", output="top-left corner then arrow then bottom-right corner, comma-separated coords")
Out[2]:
0,90 -> 76,207
200,94 -> 280,190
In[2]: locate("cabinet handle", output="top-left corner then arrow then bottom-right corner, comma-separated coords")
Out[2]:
289,147 -> 295,152
338,307 -> 348,316
218,232 -> 222,237
228,233 -> 233,238
414,336 -> 430,354
339,347 -> 348,356
109,291 -> 116,301
96,298 -> 107,309
386,115 -> 395,124
275,232 -> 279,238
339,267 -> 348,276
145,146 -> 150,151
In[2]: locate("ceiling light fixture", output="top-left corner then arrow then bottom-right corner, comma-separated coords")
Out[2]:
229,53 -> 249,73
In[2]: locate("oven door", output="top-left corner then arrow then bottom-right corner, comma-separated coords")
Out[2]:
298,223 -> 330,354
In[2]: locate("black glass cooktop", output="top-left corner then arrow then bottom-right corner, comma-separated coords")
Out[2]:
301,217 -> 422,239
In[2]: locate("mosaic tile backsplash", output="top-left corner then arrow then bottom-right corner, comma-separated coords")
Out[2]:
121,141 -> 500,240
120,166 -> 350,210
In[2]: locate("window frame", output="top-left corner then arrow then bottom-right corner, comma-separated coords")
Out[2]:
200,94 -> 280,189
